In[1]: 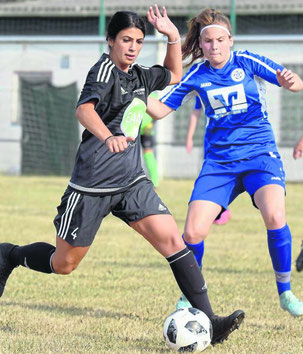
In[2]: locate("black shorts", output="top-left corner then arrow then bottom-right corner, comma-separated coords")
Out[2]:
141,134 -> 154,149
53,179 -> 171,247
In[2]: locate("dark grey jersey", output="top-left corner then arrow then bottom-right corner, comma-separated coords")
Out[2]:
69,53 -> 171,195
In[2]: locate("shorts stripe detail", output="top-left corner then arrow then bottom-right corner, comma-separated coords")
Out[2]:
58,192 -> 81,240
57,191 -> 76,236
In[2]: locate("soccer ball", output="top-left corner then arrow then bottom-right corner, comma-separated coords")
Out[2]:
163,307 -> 212,352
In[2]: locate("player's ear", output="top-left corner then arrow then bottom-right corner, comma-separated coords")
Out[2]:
107,37 -> 115,50
198,36 -> 203,49
229,36 -> 234,47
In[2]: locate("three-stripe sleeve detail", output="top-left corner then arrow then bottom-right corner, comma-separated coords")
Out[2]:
96,58 -> 115,83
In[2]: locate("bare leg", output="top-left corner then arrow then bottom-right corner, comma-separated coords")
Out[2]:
52,236 -> 91,274
130,214 -> 184,257
184,200 -> 222,243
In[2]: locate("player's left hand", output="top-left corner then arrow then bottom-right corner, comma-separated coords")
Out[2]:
105,135 -> 134,153
277,68 -> 296,90
147,4 -> 179,40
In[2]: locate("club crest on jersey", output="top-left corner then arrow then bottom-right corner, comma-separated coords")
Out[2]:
231,68 -> 245,82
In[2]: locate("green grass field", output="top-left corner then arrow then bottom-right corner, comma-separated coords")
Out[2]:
1,176 -> 303,353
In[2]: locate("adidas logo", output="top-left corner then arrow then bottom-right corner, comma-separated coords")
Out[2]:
158,203 -> 167,211
121,87 -> 128,95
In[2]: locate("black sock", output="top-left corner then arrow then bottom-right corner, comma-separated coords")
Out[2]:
167,247 -> 214,318
9,242 -> 56,274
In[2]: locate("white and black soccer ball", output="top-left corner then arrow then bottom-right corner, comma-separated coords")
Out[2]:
163,307 -> 212,352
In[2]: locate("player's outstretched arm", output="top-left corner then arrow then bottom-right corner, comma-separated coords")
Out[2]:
76,102 -> 133,153
147,5 -> 182,85
277,68 -> 303,92
146,96 -> 173,120
293,136 -> 303,160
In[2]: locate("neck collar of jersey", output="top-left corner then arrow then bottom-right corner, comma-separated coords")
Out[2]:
103,52 -> 134,77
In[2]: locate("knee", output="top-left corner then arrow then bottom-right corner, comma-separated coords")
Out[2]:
184,226 -> 207,244
264,210 -> 286,230
52,257 -> 79,275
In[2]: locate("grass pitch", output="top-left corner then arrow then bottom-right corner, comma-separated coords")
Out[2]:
0,176 -> 303,353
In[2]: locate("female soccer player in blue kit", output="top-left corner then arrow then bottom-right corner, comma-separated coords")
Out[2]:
147,8 -> 303,317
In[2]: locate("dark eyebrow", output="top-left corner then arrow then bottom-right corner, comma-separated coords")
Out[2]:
122,35 -> 144,41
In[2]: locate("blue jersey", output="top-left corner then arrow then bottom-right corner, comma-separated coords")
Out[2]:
161,50 -> 284,162
194,95 -> 202,110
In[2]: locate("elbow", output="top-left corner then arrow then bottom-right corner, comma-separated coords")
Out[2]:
76,104 -> 90,122
170,72 -> 182,85
75,106 -> 82,121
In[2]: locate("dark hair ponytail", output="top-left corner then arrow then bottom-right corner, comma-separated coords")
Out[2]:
106,11 -> 146,40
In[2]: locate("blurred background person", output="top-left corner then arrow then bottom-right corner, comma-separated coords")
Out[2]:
293,135 -> 303,271
141,92 -> 159,187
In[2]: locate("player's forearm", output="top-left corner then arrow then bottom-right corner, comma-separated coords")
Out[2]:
76,103 -> 112,142
187,112 -> 199,138
164,34 -> 182,85
146,96 -> 173,120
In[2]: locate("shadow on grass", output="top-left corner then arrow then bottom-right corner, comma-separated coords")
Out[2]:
206,266 -> 272,275
95,260 -> 167,269
1,300 -> 145,320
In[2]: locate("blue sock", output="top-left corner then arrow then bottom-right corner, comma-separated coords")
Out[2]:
267,224 -> 292,295
183,235 -> 204,268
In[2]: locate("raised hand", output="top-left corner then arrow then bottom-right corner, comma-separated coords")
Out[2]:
147,4 -> 179,40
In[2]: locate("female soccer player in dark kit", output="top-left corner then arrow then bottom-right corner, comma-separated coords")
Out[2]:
147,8 -> 303,317
0,5 -> 244,345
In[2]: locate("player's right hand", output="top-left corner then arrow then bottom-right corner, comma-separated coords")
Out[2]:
293,136 -> 303,160
105,135 -> 134,153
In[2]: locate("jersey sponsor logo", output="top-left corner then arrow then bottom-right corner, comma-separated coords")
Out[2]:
120,98 -> 146,139
200,82 -> 212,88
134,87 -> 145,95
207,84 -> 248,118
158,203 -> 167,211
231,68 -> 245,82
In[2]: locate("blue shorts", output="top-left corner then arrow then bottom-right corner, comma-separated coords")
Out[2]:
190,153 -> 286,209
